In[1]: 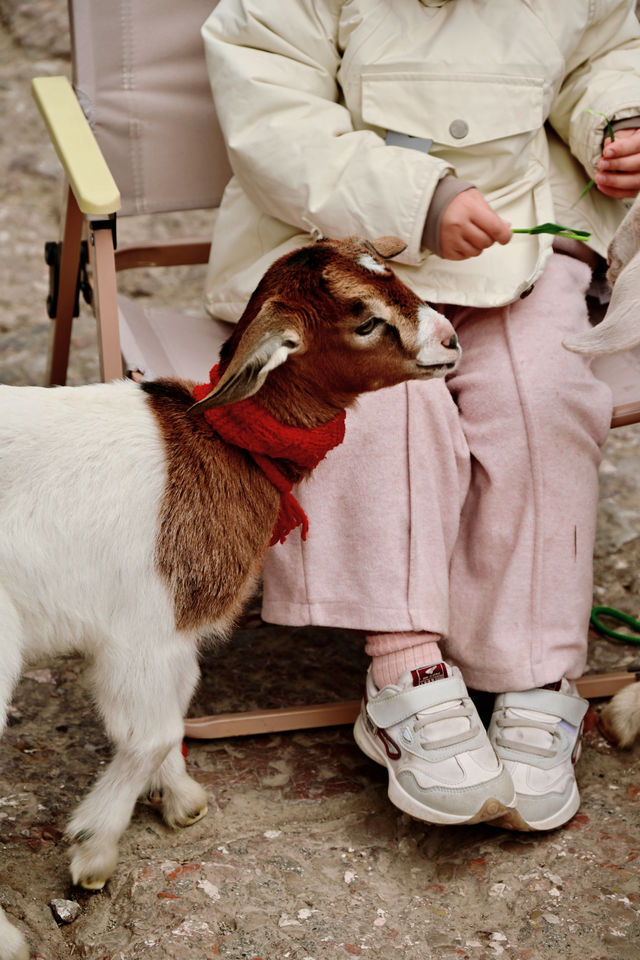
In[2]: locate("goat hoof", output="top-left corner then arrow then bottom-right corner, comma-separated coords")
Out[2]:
161,777 -> 208,828
70,841 -> 118,892
177,803 -> 208,827
166,801 -> 208,829
79,874 -> 108,891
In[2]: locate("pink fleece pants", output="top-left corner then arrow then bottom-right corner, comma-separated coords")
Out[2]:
261,254 -> 613,692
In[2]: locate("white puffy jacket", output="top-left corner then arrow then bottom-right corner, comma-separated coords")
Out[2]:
202,0 -> 640,319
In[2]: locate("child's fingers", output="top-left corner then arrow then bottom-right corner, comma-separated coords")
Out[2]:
595,169 -> 640,198
470,206 -> 512,245
441,222 -> 493,260
597,128 -> 640,197
602,128 -> 640,159
598,151 -> 640,173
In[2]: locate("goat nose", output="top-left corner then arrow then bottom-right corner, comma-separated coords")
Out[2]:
443,333 -> 458,350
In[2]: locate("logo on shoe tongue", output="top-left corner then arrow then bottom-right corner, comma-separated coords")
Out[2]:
411,663 -> 448,686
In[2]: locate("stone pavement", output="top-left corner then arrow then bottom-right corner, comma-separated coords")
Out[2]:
0,3 -> 639,958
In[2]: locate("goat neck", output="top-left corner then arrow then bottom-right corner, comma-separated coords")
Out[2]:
252,363 -> 352,431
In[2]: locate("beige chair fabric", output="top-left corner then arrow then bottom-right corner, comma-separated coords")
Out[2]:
118,296 -> 232,382
70,0 -> 231,217
65,0 -> 234,382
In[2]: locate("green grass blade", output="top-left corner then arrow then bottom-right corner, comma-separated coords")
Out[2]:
585,109 -> 615,143
512,222 -> 591,242
571,178 -> 595,207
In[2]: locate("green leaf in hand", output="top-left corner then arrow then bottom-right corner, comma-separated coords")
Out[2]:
512,222 -> 591,242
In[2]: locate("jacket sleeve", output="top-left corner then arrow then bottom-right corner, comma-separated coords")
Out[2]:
201,0 -> 453,264
549,0 -> 640,177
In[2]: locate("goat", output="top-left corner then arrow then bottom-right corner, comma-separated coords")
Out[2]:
0,235 -> 459,959
563,199 -> 640,749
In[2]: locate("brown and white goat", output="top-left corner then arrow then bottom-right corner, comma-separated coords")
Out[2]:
0,236 -> 459,959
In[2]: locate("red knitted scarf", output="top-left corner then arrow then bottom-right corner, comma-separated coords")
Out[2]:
192,365 -> 346,546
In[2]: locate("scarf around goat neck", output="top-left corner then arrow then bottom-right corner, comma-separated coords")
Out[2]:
192,365 -> 346,546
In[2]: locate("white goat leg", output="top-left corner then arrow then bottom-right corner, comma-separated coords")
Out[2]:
0,587 -> 23,736
67,742 -> 171,889
0,592 -> 30,959
68,640 -> 203,889
145,645 -> 208,828
0,913 -> 29,960
599,683 -> 640,748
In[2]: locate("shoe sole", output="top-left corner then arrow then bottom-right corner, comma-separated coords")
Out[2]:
487,782 -> 581,832
354,713 -> 515,826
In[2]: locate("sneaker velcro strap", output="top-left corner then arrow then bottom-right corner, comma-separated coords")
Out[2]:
499,689 -> 588,726
366,676 -> 469,729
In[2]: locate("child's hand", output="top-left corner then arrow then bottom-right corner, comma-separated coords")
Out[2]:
596,128 -> 640,199
439,188 -> 512,260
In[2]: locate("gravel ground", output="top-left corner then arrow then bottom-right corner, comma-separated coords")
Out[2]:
0,3 -> 639,959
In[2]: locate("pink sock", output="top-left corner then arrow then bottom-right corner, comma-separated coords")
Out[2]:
365,632 -> 443,689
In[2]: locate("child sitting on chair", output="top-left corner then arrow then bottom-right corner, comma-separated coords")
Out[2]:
201,0 -> 640,830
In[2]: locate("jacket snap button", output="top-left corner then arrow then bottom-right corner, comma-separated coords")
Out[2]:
449,119 -> 469,139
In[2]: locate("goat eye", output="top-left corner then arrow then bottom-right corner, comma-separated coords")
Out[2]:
355,317 -> 383,336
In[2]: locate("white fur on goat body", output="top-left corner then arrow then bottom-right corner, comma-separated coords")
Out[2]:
0,382 -> 173,663
0,236 -> 459,957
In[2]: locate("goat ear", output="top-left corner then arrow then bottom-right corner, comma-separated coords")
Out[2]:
563,249 -> 640,355
188,319 -> 302,413
369,236 -> 407,259
608,197 -> 640,285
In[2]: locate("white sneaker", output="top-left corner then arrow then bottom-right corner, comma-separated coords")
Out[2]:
487,680 -> 589,831
353,662 -> 516,825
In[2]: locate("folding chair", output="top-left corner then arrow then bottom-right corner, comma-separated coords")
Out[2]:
32,0 -> 640,739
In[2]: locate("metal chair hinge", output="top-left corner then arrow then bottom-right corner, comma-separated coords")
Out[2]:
89,212 -> 118,251
44,239 -> 91,320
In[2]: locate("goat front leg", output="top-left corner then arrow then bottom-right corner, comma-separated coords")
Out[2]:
0,911 -> 29,960
0,593 -> 30,958
67,737 -> 176,889
69,638 -> 204,890
147,743 -> 208,828
0,586 -> 24,736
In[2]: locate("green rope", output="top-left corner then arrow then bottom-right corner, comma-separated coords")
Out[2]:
590,606 -> 640,645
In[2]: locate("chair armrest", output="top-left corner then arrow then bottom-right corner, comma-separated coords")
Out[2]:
31,75 -> 121,216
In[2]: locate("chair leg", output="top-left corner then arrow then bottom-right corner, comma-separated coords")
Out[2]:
90,223 -> 124,382
47,185 -> 84,386
184,700 -> 362,739
575,670 -> 639,699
